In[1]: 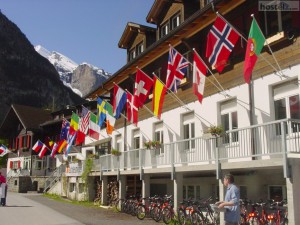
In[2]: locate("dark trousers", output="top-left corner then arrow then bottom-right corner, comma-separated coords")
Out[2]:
1,197 -> 5,206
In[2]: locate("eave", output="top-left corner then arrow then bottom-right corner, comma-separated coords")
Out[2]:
87,0 -> 245,100
118,22 -> 156,49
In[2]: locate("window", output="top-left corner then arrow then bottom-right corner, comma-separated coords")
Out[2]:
183,185 -> 200,200
183,51 -> 192,80
115,134 -> 122,153
171,13 -> 181,30
262,4 -> 293,37
220,99 -> 238,143
273,80 -> 300,133
23,157 -> 31,170
136,42 -> 144,55
133,129 -> 140,158
69,183 -> 76,192
154,123 -> 164,155
160,22 -> 169,38
183,113 -> 195,150
268,185 -> 286,202
79,183 -> 84,193
129,48 -> 136,61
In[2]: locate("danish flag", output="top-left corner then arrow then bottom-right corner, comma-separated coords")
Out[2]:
127,92 -> 138,125
206,16 -> 239,73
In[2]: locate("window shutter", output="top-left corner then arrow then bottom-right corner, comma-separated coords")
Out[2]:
10,161 -> 13,169
20,136 -> 23,148
27,135 -> 31,148
18,161 -> 21,168
15,137 -> 19,149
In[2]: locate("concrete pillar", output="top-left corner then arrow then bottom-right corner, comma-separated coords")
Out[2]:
173,173 -> 183,210
101,176 -> 108,205
119,175 -> 126,200
286,159 -> 300,224
219,178 -> 225,225
142,174 -> 150,198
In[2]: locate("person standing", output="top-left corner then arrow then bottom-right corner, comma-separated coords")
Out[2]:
0,172 -> 7,206
216,174 -> 240,225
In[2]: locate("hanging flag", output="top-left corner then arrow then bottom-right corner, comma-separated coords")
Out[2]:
57,139 -> 67,153
134,69 -> 153,108
44,136 -> 54,149
38,144 -> 49,158
50,142 -> 59,158
193,52 -> 207,103
75,106 -> 91,145
70,112 -> 80,131
127,92 -> 138,125
166,46 -> 189,93
113,84 -> 127,119
205,16 -> 239,73
106,102 -> 116,135
152,76 -> 167,119
60,118 -> 70,140
0,145 -> 10,157
89,112 -> 101,140
97,97 -> 106,126
244,18 -> 265,84
65,130 -> 77,156
32,140 -> 43,152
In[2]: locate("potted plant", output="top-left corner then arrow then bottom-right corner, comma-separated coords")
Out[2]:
111,149 -> 121,156
207,125 -> 224,137
144,141 -> 153,149
151,141 -> 161,149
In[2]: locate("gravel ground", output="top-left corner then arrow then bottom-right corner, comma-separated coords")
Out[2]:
25,194 -> 160,225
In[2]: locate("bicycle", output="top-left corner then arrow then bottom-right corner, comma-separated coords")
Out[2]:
267,199 -> 288,225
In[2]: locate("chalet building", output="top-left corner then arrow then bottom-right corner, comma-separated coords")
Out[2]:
75,0 -> 299,224
0,104 -> 53,192
1,0 -> 299,224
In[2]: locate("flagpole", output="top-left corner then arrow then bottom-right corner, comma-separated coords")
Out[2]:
217,12 -> 285,79
193,49 -> 229,97
152,73 -> 213,126
251,15 -> 285,78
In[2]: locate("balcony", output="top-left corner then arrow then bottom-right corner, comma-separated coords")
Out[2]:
91,119 -> 300,176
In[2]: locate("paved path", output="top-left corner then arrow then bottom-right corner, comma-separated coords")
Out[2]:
0,192 -> 158,225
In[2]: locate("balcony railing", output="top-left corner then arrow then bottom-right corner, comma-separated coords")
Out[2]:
90,119 -> 300,174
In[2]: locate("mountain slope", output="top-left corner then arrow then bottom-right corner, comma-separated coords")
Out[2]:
35,45 -> 111,97
0,12 -> 85,123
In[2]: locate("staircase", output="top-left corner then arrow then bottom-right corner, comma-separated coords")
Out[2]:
44,164 -> 66,193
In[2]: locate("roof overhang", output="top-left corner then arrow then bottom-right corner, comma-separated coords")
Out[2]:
83,137 -> 112,147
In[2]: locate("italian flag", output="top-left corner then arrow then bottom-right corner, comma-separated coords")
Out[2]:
244,18 -> 265,84
105,103 -> 116,135
89,113 -> 100,140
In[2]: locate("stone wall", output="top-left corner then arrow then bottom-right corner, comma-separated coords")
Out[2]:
7,176 -> 48,193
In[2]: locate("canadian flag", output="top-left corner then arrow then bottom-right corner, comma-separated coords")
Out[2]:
193,52 -> 207,103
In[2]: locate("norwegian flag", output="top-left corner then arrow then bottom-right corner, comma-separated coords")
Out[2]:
193,52 -> 207,103
166,46 -> 189,93
134,69 -> 153,108
127,92 -> 138,125
206,16 -> 239,73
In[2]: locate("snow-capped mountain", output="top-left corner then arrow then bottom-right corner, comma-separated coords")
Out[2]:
35,45 -> 111,97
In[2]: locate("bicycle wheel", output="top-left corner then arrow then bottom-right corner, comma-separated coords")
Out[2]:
178,208 -> 186,225
162,207 -> 174,224
137,205 -> 146,220
152,205 -> 162,222
115,199 -> 124,212
191,211 -> 203,225
249,217 -> 259,225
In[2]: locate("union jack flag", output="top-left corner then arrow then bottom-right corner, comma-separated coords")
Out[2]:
166,46 -> 189,93
206,16 -> 239,73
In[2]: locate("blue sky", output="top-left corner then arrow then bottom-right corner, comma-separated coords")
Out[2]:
0,0 -> 154,74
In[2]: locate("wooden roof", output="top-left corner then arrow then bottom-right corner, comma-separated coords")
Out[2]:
87,0 -> 245,99
0,104 -> 51,137
146,0 -> 175,24
118,22 -> 156,49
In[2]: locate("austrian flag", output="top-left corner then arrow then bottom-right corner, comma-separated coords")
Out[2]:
206,16 -> 239,73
